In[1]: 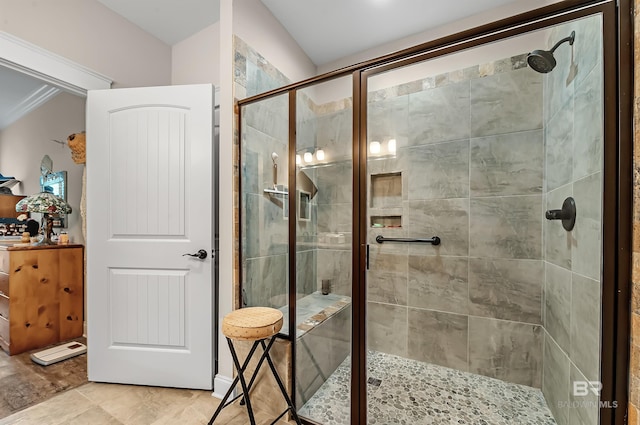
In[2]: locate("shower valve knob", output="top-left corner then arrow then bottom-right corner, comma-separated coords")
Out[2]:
545,197 -> 576,231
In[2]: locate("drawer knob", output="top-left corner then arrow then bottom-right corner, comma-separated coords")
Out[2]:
63,287 -> 71,293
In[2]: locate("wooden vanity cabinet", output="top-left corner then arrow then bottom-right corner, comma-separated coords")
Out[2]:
0,244 -> 84,355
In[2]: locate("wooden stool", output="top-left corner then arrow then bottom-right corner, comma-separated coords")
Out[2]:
209,307 -> 302,425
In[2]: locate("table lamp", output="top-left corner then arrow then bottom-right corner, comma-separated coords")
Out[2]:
15,191 -> 72,245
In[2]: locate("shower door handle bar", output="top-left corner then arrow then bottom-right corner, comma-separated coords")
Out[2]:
375,235 -> 441,245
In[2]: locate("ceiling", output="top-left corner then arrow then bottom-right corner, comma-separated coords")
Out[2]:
96,0 -> 531,66
1,0 -> 537,131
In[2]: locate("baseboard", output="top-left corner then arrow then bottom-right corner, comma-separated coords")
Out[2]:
212,374 -> 235,399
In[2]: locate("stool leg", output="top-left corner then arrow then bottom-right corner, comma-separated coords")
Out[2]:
208,339 -> 261,425
230,338 -> 258,425
240,335 -> 278,405
260,339 -> 303,425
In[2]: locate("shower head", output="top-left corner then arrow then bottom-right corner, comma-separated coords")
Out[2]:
271,152 -> 278,164
527,31 -> 575,73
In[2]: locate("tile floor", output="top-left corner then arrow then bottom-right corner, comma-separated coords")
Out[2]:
1,349 -> 558,424
299,350 -> 557,425
0,382 -> 291,425
0,339 -> 88,418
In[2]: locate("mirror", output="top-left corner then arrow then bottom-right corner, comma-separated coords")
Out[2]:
41,171 -> 67,200
40,171 -> 67,228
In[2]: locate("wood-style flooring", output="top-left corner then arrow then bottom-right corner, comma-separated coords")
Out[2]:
0,338 -> 88,418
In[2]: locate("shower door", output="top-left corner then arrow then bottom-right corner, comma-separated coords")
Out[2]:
364,14 -> 605,425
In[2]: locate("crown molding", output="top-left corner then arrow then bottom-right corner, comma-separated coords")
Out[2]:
0,32 -> 112,97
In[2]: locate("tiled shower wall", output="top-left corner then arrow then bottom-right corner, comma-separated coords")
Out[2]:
364,57 -> 546,388
541,16 -> 603,425
237,36 -> 333,311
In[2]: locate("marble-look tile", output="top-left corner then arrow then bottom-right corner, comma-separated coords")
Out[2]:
316,249 -> 352,297
407,255 -> 469,315
296,306 -> 351,407
545,184 -> 573,270
468,258 -> 543,324
469,318 -> 543,387
316,162 -> 353,205
406,198 -> 469,256
470,68 -> 542,137
470,130 -> 543,197
296,250 -> 317,297
568,363 -> 599,425
570,273 -> 601,382
573,64 -> 603,181
317,109 -> 353,160
407,308 -> 468,371
543,332 -> 570,425
243,254 -> 287,308
243,193 -> 288,258
545,104 -> 574,192
367,302 -> 407,357
317,203 -> 352,235
470,195 -> 542,260
242,93 -> 289,142
406,140 -> 470,200
241,126 -> 289,196
573,14 -> 603,88
544,263 -> 572,354
408,81 -> 470,145
571,173 -> 602,281
367,95 -> 409,149
367,251 -> 408,306
543,21 -> 578,124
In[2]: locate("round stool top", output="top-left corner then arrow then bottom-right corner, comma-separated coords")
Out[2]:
222,307 -> 284,341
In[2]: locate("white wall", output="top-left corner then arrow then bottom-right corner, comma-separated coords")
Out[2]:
0,0 -> 175,245
0,92 -> 85,244
172,22 -> 221,86
0,0 -> 172,88
233,0 -> 316,84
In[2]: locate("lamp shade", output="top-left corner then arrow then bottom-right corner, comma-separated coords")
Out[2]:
15,192 -> 72,214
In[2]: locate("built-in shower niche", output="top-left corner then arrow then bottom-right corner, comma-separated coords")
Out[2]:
370,172 -> 401,207
370,172 -> 402,228
370,215 -> 401,228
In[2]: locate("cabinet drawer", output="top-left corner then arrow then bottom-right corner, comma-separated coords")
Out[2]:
0,251 -> 8,274
0,272 -> 7,297
0,295 -> 8,320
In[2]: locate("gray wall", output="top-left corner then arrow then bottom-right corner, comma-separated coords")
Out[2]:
541,15 -> 603,425
365,56 -> 546,388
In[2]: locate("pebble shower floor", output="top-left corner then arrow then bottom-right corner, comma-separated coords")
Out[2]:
299,350 -> 556,424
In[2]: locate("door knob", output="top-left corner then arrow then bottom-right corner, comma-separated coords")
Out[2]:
183,249 -> 207,259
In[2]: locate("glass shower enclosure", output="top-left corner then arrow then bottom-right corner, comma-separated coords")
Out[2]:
238,2 -> 623,424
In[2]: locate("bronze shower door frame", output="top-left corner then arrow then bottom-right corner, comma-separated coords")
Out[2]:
236,0 -> 632,423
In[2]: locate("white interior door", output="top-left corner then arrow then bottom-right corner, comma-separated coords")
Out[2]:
86,84 -> 215,390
